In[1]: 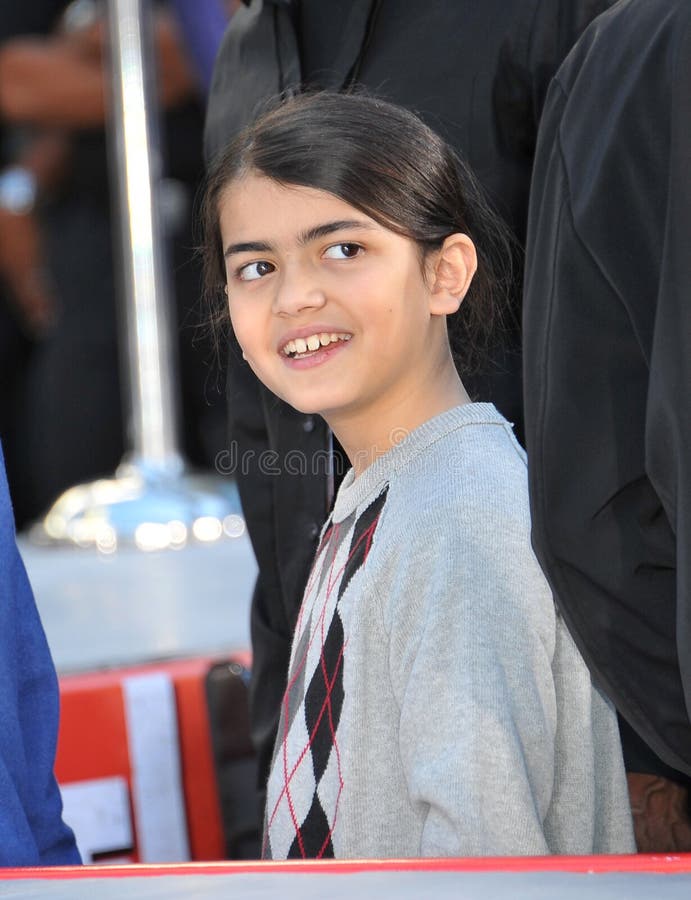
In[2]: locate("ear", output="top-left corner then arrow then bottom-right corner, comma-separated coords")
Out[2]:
428,233 -> 477,316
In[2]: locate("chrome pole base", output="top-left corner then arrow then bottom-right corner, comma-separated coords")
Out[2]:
30,459 -> 244,553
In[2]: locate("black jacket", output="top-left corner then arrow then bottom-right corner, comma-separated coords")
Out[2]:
205,0 -> 615,788
523,0 -> 691,775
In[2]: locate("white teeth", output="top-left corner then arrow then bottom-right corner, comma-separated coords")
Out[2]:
282,332 -> 352,357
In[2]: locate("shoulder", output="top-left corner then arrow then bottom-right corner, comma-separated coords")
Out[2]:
369,411 -> 551,622
367,416 -> 556,686
382,412 -> 531,546
366,413 -> 534,597
555,0 -> 690,97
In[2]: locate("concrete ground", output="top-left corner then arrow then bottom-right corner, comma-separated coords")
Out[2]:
3,866 -> 691,899
19,532 -> 257,673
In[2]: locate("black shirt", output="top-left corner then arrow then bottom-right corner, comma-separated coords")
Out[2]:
524,0 -> 691,775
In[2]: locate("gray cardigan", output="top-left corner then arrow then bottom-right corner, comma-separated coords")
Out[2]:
263,404 -> 635,859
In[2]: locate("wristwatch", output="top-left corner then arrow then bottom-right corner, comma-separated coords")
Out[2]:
0,166 -> 38,215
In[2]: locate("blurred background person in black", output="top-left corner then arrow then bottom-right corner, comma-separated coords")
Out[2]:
523,0 -> 691,851
0,0 -> 228,528
0,1 -> 65,522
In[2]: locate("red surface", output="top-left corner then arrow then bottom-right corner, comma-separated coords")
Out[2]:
56,684 -> 130,784
169,659 -> 225,860
56,655 -> 251,861
2,854 -> 691,880
56,680 -> 138,861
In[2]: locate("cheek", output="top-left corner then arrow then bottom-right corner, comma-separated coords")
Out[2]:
228,301 -> 256,345
228,302 -> 276,382
227,303 -> 242,340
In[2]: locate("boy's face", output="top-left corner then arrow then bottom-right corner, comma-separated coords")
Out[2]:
219,173 -> 451,438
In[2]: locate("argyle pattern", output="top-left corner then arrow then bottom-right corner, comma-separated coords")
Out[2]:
263,487 -> 388,859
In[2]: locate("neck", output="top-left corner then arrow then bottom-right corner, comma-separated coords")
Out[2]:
327,356 -> 470,477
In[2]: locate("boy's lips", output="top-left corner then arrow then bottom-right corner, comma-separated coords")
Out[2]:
277,326 -> 353,358
281,338 -> 351,370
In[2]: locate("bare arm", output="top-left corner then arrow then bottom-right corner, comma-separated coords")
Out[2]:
0,132 -> 70,336
0,10 -> 198,128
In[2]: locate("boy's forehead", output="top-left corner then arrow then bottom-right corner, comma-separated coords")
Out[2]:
219,174 -> 374,244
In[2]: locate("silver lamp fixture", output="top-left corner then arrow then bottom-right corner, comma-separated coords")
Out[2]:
34,0 -> 242,553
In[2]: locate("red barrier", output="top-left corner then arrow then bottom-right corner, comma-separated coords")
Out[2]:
56,655 -> 251,863
2,854 -> 691,880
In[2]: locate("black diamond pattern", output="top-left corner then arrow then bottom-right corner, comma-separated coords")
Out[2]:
304,607 -> 345,783
288,794 -> 334,859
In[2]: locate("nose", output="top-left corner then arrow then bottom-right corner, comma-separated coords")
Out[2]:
272,262 -> 326,316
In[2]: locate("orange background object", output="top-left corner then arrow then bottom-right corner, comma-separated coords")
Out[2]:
56,654 -> 250,861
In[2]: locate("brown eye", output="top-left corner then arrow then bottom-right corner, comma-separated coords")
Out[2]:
323,243 -> 363,260
238,260 -> 275,281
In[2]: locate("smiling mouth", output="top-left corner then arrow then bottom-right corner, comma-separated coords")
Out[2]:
281,332 -> 352,359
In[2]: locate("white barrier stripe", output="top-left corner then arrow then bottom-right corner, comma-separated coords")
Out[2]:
122,673 -> 190,862
60,776 -> 133,863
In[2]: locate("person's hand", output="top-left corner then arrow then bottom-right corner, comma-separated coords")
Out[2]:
0,207 -> 56,337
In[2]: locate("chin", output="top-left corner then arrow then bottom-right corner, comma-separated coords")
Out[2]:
261,370 -> 351,419
287,396 -> 350,423
272,388 -> 324,416
286,400 -> 321,415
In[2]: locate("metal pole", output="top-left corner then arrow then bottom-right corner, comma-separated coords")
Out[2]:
34,0 -> 242,551
107,0 -> 183,474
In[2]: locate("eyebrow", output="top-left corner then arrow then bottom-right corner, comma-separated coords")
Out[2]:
223,219 -> 375,258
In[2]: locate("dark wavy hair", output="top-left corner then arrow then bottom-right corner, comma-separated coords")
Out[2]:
200,90 -> 515,375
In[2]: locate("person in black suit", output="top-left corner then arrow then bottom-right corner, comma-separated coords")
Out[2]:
523,0 -> 691,850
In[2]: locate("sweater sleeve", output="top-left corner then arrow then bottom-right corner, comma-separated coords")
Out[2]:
381,501 -> 558,856
0,444 -> 80,865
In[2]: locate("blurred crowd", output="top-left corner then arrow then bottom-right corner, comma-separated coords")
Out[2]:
0,0 -> 238,529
